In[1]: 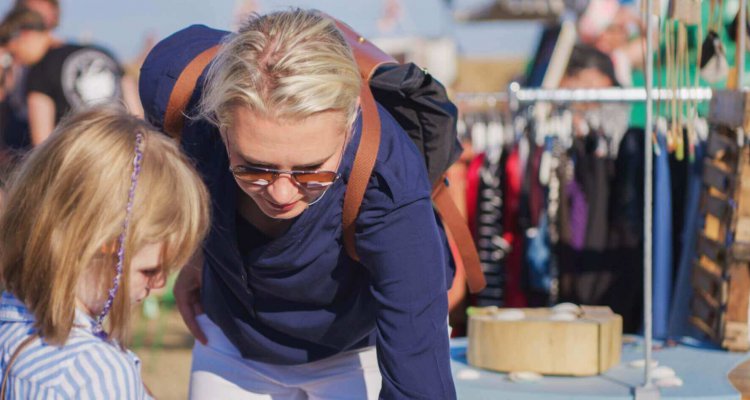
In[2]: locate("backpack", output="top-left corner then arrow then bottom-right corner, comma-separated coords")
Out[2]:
139,20 -> 486,294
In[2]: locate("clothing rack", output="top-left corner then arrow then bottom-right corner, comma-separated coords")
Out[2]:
457,85 -> 714,399
458,0 -> 747,396
456,84 -> 714,112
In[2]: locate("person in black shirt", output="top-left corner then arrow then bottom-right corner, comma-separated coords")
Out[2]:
0,7 -> 124,145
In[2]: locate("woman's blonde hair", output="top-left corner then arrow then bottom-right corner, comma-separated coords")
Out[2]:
0,106 -> 210,345
199,8 -> 361,131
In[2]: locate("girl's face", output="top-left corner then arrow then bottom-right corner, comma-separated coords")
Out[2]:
224,106 -> 348,220
77,242 -> 166,316
128,242 -> 166,304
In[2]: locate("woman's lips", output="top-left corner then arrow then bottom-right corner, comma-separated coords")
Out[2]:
267,200 -> 297,212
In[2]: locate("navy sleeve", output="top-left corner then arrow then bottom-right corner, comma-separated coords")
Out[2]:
355,175 -> 457,400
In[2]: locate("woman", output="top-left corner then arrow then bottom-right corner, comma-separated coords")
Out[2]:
141,9 -> 456,399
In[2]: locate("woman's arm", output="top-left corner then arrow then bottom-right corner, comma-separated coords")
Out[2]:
357,192 -> 457,399
27,91 -> 56,146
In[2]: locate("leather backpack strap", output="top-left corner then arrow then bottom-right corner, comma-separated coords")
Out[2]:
432,180 -> 487,293
163,45 -> 220,140
1,333 -> 38,398
342,81 -> 381,262
332,19 -> 397,80
336,18 -> 392,262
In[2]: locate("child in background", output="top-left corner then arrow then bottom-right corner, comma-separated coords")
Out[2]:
0,106 -> 209,398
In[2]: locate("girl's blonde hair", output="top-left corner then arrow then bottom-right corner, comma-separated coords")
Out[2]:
199,8 -> 361,131
0,106 -> 210,345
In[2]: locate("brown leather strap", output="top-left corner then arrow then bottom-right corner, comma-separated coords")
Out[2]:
332,19 -> 397,80
1,334 -> 38,398
342,82 -> 381,261
164,45 -> 220,140
432,180 -> 487,293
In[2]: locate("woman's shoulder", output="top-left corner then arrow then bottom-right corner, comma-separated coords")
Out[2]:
364,103 -> 432,207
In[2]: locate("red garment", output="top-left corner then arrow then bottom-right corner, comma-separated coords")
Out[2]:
465,153 -> 484,239
503,147 -> 527,307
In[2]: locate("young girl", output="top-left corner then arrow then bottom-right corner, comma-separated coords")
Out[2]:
0,106 -> 210,398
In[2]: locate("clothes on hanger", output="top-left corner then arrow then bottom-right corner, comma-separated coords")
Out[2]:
457,106 -> 708,336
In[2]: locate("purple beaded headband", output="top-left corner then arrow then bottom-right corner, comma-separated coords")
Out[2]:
93,131 -> 144,338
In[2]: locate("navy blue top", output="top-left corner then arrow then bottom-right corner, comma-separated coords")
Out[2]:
140,24 -> 457,399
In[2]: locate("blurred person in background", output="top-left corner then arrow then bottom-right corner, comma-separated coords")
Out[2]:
577,0 -> 644,87
0,6 -> 137,146
16,0 -> 59,29
0,0 -> 58,150
560,44 -> 620,89
559,43 -> 628,140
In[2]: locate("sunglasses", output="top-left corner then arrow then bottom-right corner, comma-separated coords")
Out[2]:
229,165 -> 340,191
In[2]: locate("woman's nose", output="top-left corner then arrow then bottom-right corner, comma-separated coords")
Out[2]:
265,174 -> 299,204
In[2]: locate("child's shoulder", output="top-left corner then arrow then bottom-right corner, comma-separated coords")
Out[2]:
60,332 -> 144,381
3,330 -> 145,398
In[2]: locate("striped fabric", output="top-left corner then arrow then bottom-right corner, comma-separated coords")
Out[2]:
0,292 -> 151,399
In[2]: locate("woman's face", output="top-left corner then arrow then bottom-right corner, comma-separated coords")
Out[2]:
224,106 -> 348,220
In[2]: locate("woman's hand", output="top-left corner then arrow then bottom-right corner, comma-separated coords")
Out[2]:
175,252 -> 207,345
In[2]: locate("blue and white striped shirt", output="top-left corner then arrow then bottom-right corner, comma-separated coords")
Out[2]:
0,292 -> 151,399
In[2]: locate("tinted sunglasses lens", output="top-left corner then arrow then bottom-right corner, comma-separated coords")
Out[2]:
294,171 -> 338,189
232,168 -> 274,185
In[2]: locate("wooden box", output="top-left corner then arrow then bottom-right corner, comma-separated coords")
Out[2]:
467,306 -> 622,376
691,117 -> 750,351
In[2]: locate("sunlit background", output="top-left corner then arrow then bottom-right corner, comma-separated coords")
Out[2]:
1,0 -> 543,93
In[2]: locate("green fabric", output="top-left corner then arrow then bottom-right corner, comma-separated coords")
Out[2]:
630,3 -> 747,128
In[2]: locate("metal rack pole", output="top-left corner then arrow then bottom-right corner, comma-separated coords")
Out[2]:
741,0 -> 747,88
642,0 -> 656,394
456,86 -> 713,108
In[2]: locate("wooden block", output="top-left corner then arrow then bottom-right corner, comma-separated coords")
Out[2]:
467,307 -> 622,376
598,311 -> 622,373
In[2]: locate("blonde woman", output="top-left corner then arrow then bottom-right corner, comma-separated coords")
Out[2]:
140,9 -> 457,399
0,106 -> 209,398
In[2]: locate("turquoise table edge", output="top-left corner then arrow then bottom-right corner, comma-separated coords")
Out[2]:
450,335 -> 750,400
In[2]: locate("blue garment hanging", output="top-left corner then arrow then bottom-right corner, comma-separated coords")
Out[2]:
653,134 -> 673,339
667,140 -> 705,338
